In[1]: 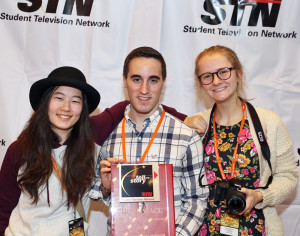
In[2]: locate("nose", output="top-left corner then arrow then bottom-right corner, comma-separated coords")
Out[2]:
61,100 -> 71,111
212,73 -> 222,85
139,81 -> 149,94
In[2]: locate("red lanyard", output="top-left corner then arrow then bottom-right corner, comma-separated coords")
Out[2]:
122,109 -> 165,164
213,103 -> 245,180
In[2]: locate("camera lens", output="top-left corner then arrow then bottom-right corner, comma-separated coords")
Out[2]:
225,189 -> 246,214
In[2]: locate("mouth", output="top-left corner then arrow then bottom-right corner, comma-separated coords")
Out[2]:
213,87 -> 226,92
57,114 -> 72,120
138,96 -> 150,101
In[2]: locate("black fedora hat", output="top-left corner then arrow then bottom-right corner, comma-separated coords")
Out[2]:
29,66 -> 100,113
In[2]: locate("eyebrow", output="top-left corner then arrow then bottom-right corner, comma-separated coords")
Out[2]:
202,66 -> 232,74
53,91 -> 82,100
130,74 -> 161,80
149,75 -> 161,80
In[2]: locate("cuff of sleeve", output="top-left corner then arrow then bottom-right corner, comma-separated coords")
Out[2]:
175,225 -> 191,236
88,188 -> 103,200
255,188 -> 275,209
89,179 -> 106,201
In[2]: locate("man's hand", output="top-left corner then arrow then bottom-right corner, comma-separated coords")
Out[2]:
238,187 -> 263,216
184,114 -> 207,135
100,158 -> 124,191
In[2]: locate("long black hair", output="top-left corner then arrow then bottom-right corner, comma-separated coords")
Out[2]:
17,86 -> 95,206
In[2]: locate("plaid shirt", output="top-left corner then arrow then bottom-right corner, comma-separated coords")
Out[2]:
89,105 -> 208,236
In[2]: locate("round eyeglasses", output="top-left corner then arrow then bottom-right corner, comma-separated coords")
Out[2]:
198,67 -> 236,85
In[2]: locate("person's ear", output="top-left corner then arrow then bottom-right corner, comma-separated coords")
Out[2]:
236,69 -> 243,80
123,74 -> 127,88
163,77 -> 166,87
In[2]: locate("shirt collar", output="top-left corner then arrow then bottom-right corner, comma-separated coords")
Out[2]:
124,104 -> 163,129
51,136 -> 69,149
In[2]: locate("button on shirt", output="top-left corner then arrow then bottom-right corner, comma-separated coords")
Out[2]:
89,105 -> 208,236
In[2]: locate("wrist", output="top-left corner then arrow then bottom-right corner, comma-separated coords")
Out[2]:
255,190 -> 263,204
101,183 -> 111,194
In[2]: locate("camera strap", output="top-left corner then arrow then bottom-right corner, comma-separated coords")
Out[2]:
245,102 -> 273,189
199,100 -> 273,189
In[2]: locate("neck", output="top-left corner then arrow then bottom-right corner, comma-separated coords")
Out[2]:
128,105 -> 160,132
55,130 -> 69,145
214,97 -> 243,126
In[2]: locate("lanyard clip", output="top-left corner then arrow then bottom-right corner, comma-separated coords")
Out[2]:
73,207 -> 76,220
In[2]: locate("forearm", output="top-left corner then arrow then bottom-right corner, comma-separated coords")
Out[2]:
175,199 -> 207,236
175,134 -> 208,235
91,100 -> 129,146
256,124 -> 298,208
89,177 -> 111,205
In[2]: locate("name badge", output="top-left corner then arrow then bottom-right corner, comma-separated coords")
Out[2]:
220,212 -> 239,236
69,217 -> 85,236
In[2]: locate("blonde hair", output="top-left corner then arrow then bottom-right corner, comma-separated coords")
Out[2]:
195,45 -> 247,100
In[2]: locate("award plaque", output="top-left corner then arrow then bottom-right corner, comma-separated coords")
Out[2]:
110,163 -> 175,236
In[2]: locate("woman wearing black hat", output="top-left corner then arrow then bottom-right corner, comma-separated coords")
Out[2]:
0,66 -> 100,236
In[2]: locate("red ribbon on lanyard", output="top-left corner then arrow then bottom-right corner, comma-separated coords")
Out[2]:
213,103 -> 245,180
122,109 -> 165,164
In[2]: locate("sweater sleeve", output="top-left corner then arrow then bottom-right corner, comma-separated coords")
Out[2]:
255,111 -> 298,209
91,100 -> 187,146
91,100 -> 130,146
0,141 -> 21,236
161,104 -> 187,121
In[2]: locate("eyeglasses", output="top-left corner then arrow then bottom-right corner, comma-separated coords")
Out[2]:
198,67 -> 235,85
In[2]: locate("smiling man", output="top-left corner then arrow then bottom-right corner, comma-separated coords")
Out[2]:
89,47 -> 208,236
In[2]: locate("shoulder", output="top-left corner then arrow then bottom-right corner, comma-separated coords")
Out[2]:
194,108 -> 212,122
252,106 -> 280,118
165,111 -> 193,130
164,112 -> 201,140
249,106 -> 283,127
247,105 -> 292,144
5,140 -> 22,164
0,140 -> 22,178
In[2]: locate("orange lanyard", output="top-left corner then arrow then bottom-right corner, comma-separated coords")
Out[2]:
213,103 -> 245,180
122,109 -> 165,164
51,156 -> 79,220
51,155 -> 68,193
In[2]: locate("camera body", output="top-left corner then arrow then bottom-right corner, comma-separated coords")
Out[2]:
213,178 -> 246,214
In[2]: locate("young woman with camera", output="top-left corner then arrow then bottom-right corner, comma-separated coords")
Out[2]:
190,45 -> 298,236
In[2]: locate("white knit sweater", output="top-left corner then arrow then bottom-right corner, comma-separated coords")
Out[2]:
196,105 -> 298,236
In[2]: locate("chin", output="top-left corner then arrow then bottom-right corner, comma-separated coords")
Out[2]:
136,108 -> 153,114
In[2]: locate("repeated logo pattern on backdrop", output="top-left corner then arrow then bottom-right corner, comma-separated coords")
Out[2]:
183,0 -> 296,38
2,0 -> 110,27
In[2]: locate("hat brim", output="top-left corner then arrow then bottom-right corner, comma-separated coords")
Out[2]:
29,77 -> 100,113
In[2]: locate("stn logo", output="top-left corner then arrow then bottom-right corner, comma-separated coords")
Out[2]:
18,0 -> 94,16
201,0 -> 282,27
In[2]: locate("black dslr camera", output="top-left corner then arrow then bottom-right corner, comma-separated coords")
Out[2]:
213,178 -> 246,214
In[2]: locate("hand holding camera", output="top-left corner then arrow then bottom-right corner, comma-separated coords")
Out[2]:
237,187 -> 263,215
213,178 -> 246,214
213,178 -> 263,215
